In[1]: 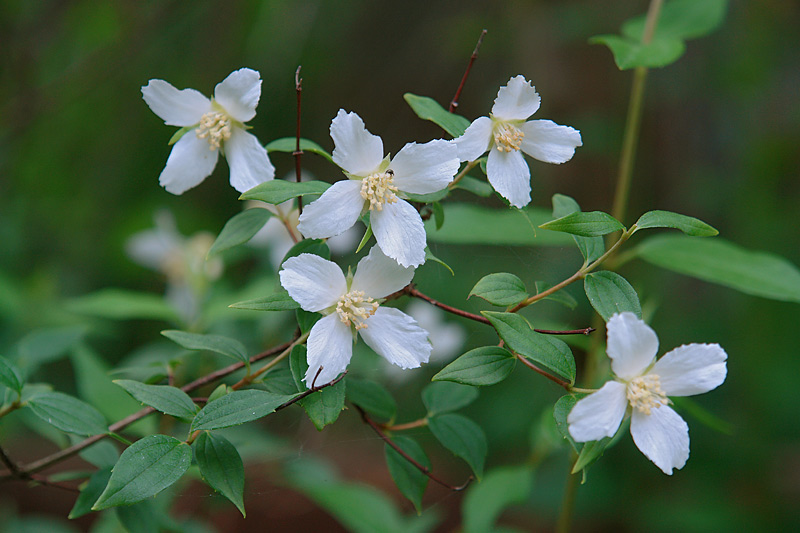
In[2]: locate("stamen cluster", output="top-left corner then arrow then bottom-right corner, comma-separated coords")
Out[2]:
360,170 -> 399,211
336,290 -> 379,330
626,374 -> 668,415
196,111 -> 232,150
492,122 -> 525,152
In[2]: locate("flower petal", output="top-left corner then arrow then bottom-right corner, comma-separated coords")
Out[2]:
296,180 -> 364,239
651,343 -> 728,397
305,314 -> 353,387
279,253 -> 346,312
606,312 -> 658,380
158,132 -> 219,195
359,307 -> 431,369
370,199 -> 426,268
519,120 -> 582,164
453,116 -> 492,162
390,140 -> 459,194
225,129 -> 275,193
567,381 -> 628,442
330,110 -> 384,176
491,75 -> 541,121
125,211 -> 182,270
351,245 -> 415,299
630,405 -> 689,475
141,79 -> 211,127
213,68 -> 261,123
486,148 -> 531,208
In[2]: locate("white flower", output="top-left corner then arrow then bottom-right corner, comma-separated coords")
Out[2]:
142,68 -> 275,195
567,312 -> 727,475
453,75 -> 582,209
297,110 -> 460,268
280,246 -> 432,387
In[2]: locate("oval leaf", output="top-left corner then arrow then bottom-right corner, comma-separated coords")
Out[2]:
539,211 -> 624,237
634,210 -> 718,236
208,208 -> 272,257
229,290 -> 300,311
193,432 -> 246,516
583,271 -> 642,321
69,466 -> 113,519
403,93 -> 470,138
191,390 -> 299,431
634,235 -> 800,303
113,380 -> 198,420
265,137 -> 334,163
422,382 -> 479,416
92,435 -> 192,510
428,413 -> 486,479
482,312 -> 576,384
66,289 -> 178,321
469,273 -> 528,307
346,379 -> 397,422
385,435 -> 430,514
552,194 -> 605,263
0,355 -> 23,394
161,330 -> 249,366
27,391 -> 107,436
432,346 -> 516,387
239,179 -> 331,204
553,394 -> 579,453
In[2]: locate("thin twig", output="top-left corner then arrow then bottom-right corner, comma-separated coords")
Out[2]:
514,352 -> 572,391
0,444 -> 80,492
275,372 -> 347,412
450,29 -> 487,112
294,65 -> 304,214
405,285 -> 490,325
355,405 -> 472,491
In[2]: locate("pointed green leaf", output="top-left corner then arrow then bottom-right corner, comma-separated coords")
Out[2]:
385,436 -> 430,513
161,330 -> 249,367
265,137 -> 334,163
69,466 -> 113,519
67,289 -> 179,321
403,93 -> 471,137
113,380 -> 198,420
168,125 -> 194,146
296,308 -> 321,335
290,345 -> 346,430
622,0 -> 729,41
462,465 -> 534,533
424,247 -> 454,275
482,312 -> 576,383
634,235 -> 800,303
589,34 -> 685,70
428,413 -> 486,479
583,271 -> 642,321
239,179 -> 331,204
193,432 -> 246,516
229,290 -> 300,311
432,202 -> 445,230
572,437 -> 612,474
634,210 -> 718,236
553,394 -> 579,453
92,435 -> 192,510
552,194 -> 604,263
422,382 -> 479,416
0,355 -> 23,394
432,346 -> 516,386
403,189 -> 449,203
540,211 -> 624,237
469,273 -> 528,306
191,390 -> 299,431
27,391 -> 107,436
208,208 -> 272,257
346,378 -> 397,422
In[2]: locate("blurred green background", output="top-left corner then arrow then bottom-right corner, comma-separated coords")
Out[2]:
1,0 -> 799,531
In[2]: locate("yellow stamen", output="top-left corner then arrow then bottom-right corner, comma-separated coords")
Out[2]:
493,122 -> 525,152
360,170 -> 399,211
335,290 -> 379,330
196,111 -> 232,150
626,374 -> 669,415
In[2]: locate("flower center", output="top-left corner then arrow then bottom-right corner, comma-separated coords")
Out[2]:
360,170 -> 399,211
196,111 -> 232,150
626,374 -> 668,415
335,290 -> 379,330
493,122 -> 525,152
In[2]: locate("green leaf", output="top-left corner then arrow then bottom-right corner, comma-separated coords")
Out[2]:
403,188 -> 449,204
454,175 -> 493,197
422,382 -> 479,415
385,436 -> 430,514
424,247 -> 454,275
633,235 -> 800,303
540,211 -> 624,237
290,345 -> 346,430
92,435 -> 192,510
355,223 -> 373,254
265,137 -> 334,163
534,281 -> 578,309
281,238 -> 331,264
469,273 -> 528,307
239,179 -> 331,204
115,500 -> 161,533
425,204 -> 573,246
15,325 -> 88,370
296,308 -> 321,335
482,312 -> 576,384
403,93 -> 471,138
462,465 -> 534,533
572,437 -> 612,474
583,271 -> 642,321
432,346 -> 516,387
79,440 -> 119,469
552,194 -> 604,263
634,210 -> 718,236
208,208 -> 272,257
113,380 -> 198,420
432,202 -> 445,230
161,330 -> 249,367
27,391 -> 107,436
69,466 -> 112,519
0,355 -> 23,394
553,394 -> 579,453
589,34 -> 685,70
428,413 -> 486,479
67,289 -> 179,321
229,290 -> 300,311
346,378 -> 397,422
167,125 -> 194,146
193,432 -> 246,516
191,390 -> 299,431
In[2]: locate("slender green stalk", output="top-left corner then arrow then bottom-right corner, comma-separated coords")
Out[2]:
233,331 -> 309,389
556,459 -> 581,533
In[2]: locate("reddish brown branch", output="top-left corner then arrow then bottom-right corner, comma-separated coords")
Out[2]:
276,371 -> 347,412
514,352 -> 572,390
355,405 -> 472,492
449,29 -> 487,113
405,285 -> 491,325
294,65 -> 304,214
0,444 -> 80,492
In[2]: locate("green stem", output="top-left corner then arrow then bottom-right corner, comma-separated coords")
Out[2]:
0,401 -> 21,420
232,331 -> 309,389
448,160 -> 479,189
556,457 -> 581,533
